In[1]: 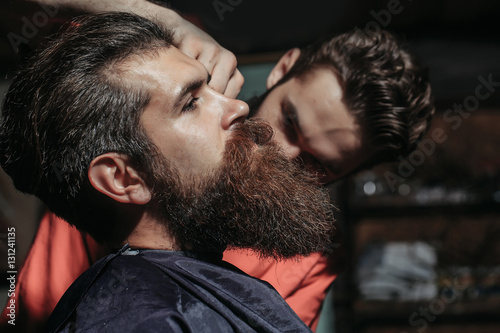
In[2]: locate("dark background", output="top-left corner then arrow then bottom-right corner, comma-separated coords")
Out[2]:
1,0 -> 500,107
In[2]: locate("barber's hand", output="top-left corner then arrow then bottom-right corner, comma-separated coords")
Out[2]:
19,0 -> 243,96
173,19 -> 244,98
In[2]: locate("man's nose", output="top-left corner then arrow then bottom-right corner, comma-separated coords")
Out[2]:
221,96 -> 249,130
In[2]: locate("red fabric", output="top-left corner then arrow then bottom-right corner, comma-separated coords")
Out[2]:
0,211 -> 106,332
0,212 -> 336,332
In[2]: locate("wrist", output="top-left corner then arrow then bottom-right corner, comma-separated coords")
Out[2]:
126,1 -> 183,28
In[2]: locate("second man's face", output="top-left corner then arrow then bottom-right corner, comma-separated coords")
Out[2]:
254,66 -> 371,183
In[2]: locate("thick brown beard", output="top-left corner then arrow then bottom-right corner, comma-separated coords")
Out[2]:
153,119 -> 336,260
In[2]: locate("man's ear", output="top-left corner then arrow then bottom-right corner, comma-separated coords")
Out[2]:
266,48 -> 301,89
88,153 -> 151,205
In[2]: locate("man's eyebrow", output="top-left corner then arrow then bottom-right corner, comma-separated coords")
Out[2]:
173,72 -> 212,109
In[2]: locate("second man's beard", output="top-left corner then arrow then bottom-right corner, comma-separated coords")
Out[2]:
152,119 -> 336,260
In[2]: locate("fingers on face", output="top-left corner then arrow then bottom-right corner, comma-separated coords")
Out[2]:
223,69 -> 244,98
180,43 -> 243,98
201,51 -> 242,98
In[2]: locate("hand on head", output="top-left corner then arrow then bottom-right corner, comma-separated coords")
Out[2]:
173,18 -> 244,98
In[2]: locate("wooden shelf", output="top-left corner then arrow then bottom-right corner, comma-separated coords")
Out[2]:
353,297 -> 500,319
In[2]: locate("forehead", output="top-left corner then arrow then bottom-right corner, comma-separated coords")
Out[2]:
120,47 -> 206,108
287,67 -> 360,146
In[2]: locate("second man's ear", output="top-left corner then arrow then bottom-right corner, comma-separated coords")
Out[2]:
88,153 -> 152,205
266,48 -> 301,89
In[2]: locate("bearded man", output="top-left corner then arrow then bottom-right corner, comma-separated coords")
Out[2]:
0,12 -> 337,332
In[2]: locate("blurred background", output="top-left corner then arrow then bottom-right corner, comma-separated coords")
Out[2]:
1,1 -> 499,332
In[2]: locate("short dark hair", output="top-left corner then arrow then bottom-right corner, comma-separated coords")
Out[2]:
281,29 -> 435,166
0,12 -> 174,242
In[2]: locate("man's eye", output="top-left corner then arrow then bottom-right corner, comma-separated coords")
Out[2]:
182,97 -> 199,112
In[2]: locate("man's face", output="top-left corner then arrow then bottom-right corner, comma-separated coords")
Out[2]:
254,66 -> 370,182
135,47 -> 249,184
125,47 -> 335,257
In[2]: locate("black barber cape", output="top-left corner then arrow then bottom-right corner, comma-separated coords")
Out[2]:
47,244 -> 312,332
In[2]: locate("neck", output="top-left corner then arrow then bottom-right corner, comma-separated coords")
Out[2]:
124,212 -> 177,250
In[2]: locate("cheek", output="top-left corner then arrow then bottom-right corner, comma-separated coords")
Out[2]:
270,129 -> 301,159
168,123 -> 225,172
255,99 -> 280,125
256,106 -> 302,159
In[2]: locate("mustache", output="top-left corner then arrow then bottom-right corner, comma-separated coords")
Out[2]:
223,118 -> 278,174
228,119 -> 328,181
228,118 -> 274,148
